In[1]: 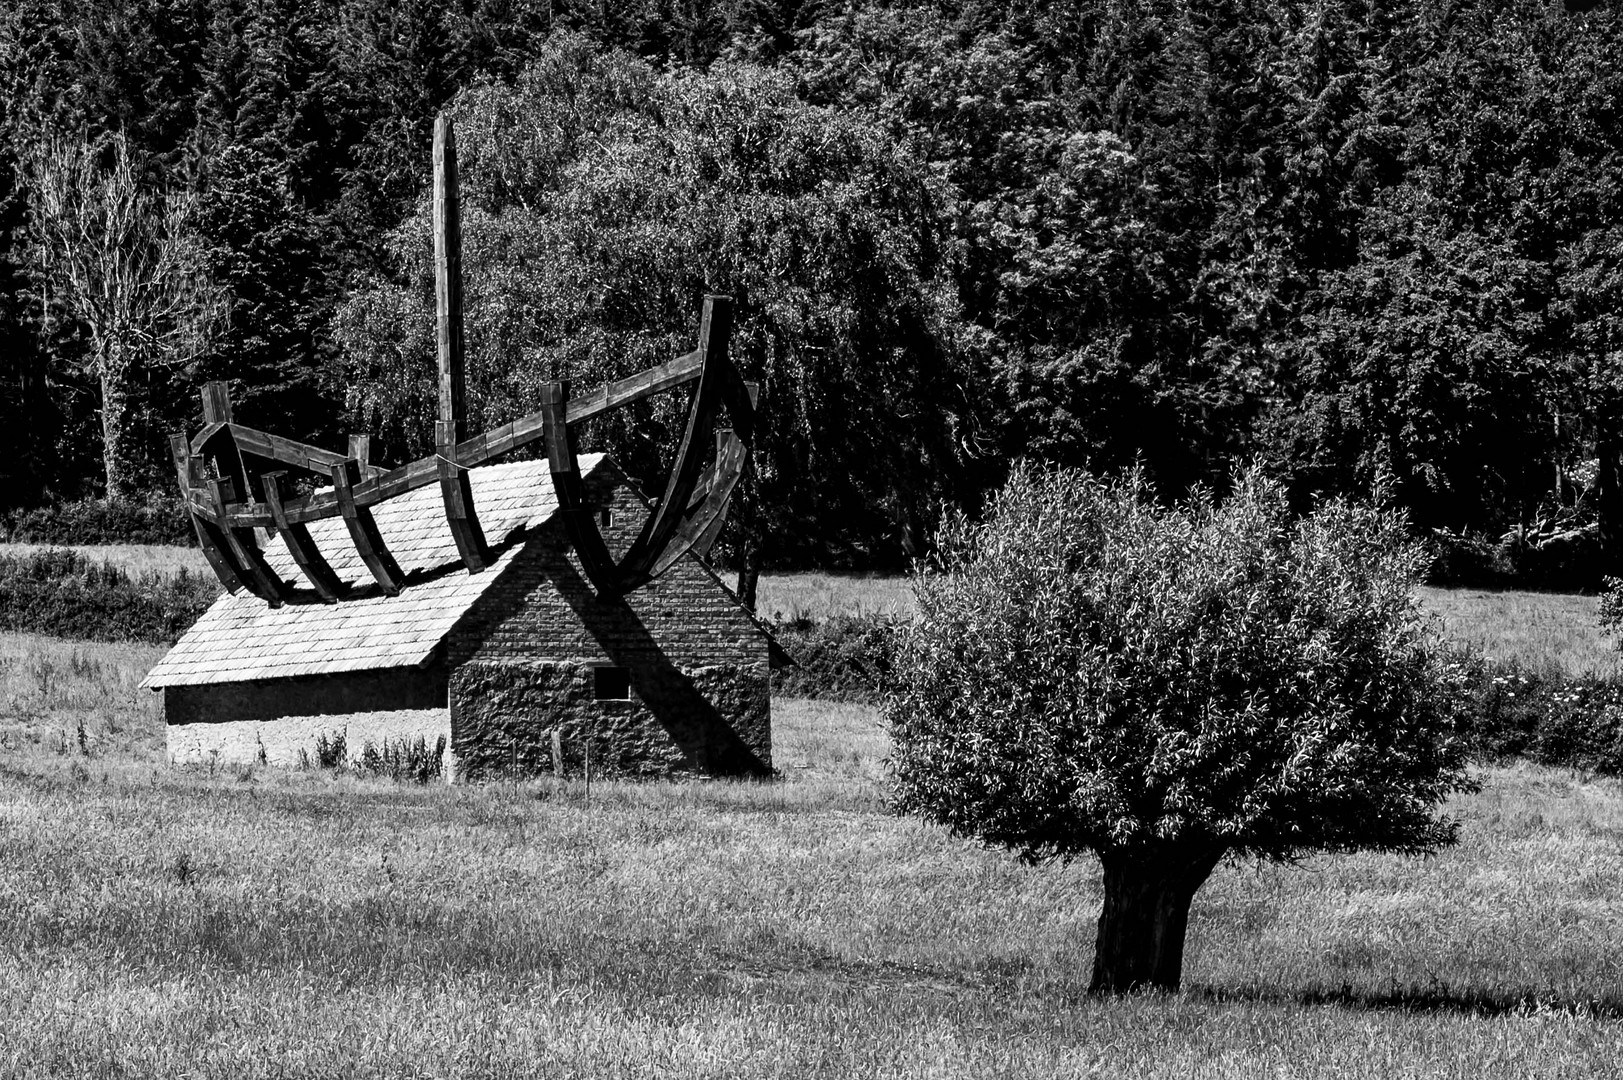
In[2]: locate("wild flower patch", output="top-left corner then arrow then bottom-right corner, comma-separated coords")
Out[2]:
1445,649 -> 1623,775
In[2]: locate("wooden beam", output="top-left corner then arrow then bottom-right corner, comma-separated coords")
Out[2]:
208,479 -> 287,606
187,421 -> 226,457
264,471 -> 343,603
541,382 -> 620,593
438,421 -> 489,572
348,435 -> 384,479
563,349 -> 702,427
650,430 -> 749,578
613,295 -> 734,589
332,458 -> 403,595
434,113 -> 468,444
170,434 -> 248,594
212,303 -> 744,544
231,425 -> 350,472
201,381 -> 233,423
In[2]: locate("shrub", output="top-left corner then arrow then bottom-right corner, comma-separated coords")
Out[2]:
887,463 -> 1474,994
4,494 -> 196,546
0,549 -> 217,643
1446,649 -> 1623,775
769,613 -> 901,703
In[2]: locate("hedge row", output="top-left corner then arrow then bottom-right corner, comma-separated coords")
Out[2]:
4,495 -> 196,547
0,549 -> 218,643
770,611 -> 1623,777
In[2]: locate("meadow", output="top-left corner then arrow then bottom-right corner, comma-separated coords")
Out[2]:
0,595 -> 1621,1076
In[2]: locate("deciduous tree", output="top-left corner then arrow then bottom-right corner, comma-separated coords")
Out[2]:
887,463 -> 1473,993
18,130 -> 225,498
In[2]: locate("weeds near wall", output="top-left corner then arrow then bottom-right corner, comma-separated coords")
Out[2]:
352,736 -> 445,784
308,731 -> 444,783
313,731 -> 347,770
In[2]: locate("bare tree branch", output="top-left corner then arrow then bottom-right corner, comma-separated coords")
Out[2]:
18,131 -> 227,499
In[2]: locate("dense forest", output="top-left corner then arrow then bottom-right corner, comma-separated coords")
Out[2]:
3,0 -> 1623,576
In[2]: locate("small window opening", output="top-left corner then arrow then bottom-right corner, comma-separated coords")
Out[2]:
599,507 -> 614,528
594,666 -> 631,701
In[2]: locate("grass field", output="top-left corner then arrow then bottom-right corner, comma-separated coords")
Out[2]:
0,629 -> 1621,1076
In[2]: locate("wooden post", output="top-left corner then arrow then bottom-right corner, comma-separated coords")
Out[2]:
348,435 -> 380,479
201,381 -> 233,424
551,728 -> 564,779
433,113 -> 489,573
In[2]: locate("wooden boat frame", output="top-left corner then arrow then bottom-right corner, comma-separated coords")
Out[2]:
171,114 -> 756,606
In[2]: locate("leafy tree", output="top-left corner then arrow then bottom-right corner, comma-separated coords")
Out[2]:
336,35 -> 971,576
1276,192 -> 1556,531
887,463 -> 1473,993
17,130 -> 226,499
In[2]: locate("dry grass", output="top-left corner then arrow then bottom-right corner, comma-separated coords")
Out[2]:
0,631 -> 1619,1076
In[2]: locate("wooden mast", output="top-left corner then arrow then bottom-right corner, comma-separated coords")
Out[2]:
433,114 -> 489,572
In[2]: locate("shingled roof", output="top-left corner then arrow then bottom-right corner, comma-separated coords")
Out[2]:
141,455 -> 608,689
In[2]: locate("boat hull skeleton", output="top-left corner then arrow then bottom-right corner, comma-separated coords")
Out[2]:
171,115 -> 756,604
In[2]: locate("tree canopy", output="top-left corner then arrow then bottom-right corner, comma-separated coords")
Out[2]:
334,35 -> 971,569
3,0 -> 1623,573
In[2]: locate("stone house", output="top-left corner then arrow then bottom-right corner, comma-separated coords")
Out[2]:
141,454 -> 780,780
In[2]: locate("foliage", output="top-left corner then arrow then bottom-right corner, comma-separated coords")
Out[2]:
769,613 -> 901,704
312,729 -> 347,770
351,735 -> 445,783
334,35 -> 970,568
0,548 -> 216,643
890,462 -> 1472,861
4,494 -> 196,547
1445,649 -> 1623,777
887,462 -> 1475,992
7,2 -> 1623,577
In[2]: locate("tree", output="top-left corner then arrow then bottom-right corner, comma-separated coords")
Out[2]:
335,34 -> 972,576
18,130 -> 225,499
886,463 -> 1473,994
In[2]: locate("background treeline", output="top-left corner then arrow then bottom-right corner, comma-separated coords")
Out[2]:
5,0 -> 1623,580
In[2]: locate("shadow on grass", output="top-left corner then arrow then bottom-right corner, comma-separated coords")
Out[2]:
1193,981 -> 1623,1021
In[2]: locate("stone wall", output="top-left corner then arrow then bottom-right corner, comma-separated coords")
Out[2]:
165,667 -> 448,769
446,468 -> 773,778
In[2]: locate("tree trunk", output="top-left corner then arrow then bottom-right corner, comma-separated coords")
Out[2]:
99,342 -> 132,502
1089,843 -> 1225,995
1596,429 -> 1623,580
